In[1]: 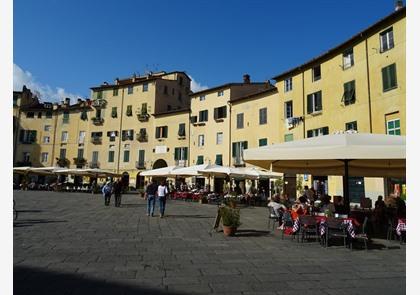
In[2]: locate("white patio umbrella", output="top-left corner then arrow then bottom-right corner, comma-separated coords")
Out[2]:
13,167 -> 32,174
140,166 -> 183,177
170,164 -> 216,176
229,167 -> 283,180
197,165 -> 234,177
243,132 -> 406,211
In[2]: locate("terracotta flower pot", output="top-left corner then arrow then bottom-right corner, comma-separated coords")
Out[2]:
223,225 -> 237,236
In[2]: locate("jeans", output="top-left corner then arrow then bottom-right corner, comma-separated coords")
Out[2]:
104,193 -> 111,206
115,193 -> 122,207
147,195 -> 156,215
158,196 -> 166,216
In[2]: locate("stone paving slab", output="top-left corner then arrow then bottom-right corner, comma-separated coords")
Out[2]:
13,190 -> 406,295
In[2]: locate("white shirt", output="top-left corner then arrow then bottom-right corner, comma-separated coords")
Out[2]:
268,201 -> 286,217
157,185 -> 168,197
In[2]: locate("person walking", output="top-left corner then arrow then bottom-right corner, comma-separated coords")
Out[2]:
146,180 -> 158,216
102,180 -> 113,206
113,178 -> 123,207
157,180 -> 169,218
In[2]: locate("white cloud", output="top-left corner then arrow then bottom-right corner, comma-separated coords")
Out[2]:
189,75 -> 208,93
13,63 -> 82,103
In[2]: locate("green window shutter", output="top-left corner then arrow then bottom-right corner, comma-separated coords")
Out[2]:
108,151 -> 114,162
307,94 -> 313,113
213,107 -> 218,120
322,127 -> 329,135
174,147 -> 180,160
232,142 -> 237,157
163,126 -> 168,138
197,155 -> 203,165
155,127 -> 160,138
382,67 -> 389,91
315,92 -> 322,111
77,149 -> 84,159
215,154 -> 223,165
389,63 -> 397,88
124,150 -> 130,162
284,134 -> 293,142
30,130 -> 37,142
182,147 -> 188,160
19,130 -> 25,142
138,150 -> 145,164
178,123 -> 185,136
243,141 -> 248,150
259,138 -> 267,146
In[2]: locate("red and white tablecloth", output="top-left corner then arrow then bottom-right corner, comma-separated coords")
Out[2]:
396,218 -> 406,236
292,216 -> 358,238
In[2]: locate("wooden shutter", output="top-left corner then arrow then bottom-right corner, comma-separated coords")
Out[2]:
155,127 -> 160,138
182,147 -> 188,160
307,94 -> 313,114
138,150 -> 145,164
232,142 -> 237,157
315,91 -> 322,111
322,127 -> 329,135
163,126 -> 168,138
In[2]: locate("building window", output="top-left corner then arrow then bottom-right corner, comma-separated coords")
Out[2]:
59,148 -> 66,159
138,150 -> 146,167
217,90 -> 224,97
199,95 -> 206,101
214,106 -> 227,120
43,136 -> 50,143
312,65 -> 321,82
92,151 -> 99,163
174,147 -> 188,161
61,131 -> 68,142
41,152 -> 48,163
123,150 -> 130,162
37,112 -> 42,118
142,83 -> 149,92
382,63 -> 397,92
307,127 -> 329,138
63,111 -> 69,124
216,132 -> 223,145
178,123 -> 186,137
380,27 -> 394,53
108,150 -> 115,162
155,126 -> 168,138
215,154 -> 223,166
237,113 -> 244,129
127,86 -> 133,94
307,91 -> 322,114
44,125 -> 52,131
343,48 -> 354,69
232,141 -> 248,164
198,110 -> 208,122
138,128 -> 147,142
26,112 -> 34,118
190,116 -> 198,124
23,152 -> 30,163
259,138 -> 268,146
198,134 -> 205,147
284,77 -> 293,92
387,119 -> 401,135
126,105 -> 133,116
178,92 -> 182,102
122,129 -> 134,141
113,88 -> 118,96
196,155 -> 204,165
111,107 -> 118,118
342,80 -> 356,105
345,121 -> 358,131
96,91 -> 103,99
19,130 -> 37,143
78,131 -> 85,143
285,101 -> 293,118
179,76 -> 183,85
284,134 -> 293,142
259,107 -> 267,125
77,148 -> 84,159
46,111 -> 52,119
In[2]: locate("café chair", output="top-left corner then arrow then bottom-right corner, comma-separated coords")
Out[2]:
351,216 -> 369,251
298,215 -> 319,243
325,218 -> 349,249
267,207 -> 281,231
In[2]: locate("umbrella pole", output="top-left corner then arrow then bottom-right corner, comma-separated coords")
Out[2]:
343,160 -> 350,214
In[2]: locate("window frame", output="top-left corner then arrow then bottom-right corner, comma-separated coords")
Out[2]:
127,85 -> 133,94
382,63 -> 398,92
386,118 -> 401,135
216,132 -> 223,145
312,65 -> 321,82
380,27 -> 394,53
284,77 -> 293,92
259,108 -> 267,125
198,134 -> 205,147
307,91 -> 322,114
285,101 -> 293,119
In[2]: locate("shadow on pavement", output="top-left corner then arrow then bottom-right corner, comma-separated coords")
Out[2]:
120,204 -> 146,208
15,210 -> 44,213
13,219 -> 67,228
14,265 -> 187,295
234,229 -> 271,237
164,214 -> 213,219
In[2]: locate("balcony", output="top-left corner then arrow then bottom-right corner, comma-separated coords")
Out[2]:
56,158 -> 70,168
92,99 -> 107,108
136,113 -> 150,122
91,137 -> 102,144
135,161 -> 146,169
232,157 -> 245,167
89,161 -> 100,169
136,133 -> 148,142
91,117 -> 104,125
73,157 -> 87,167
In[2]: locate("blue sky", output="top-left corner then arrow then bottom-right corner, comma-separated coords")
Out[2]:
13,0 -> 401,101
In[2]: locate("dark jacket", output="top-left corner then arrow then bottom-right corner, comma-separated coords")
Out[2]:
113,181 -> 123,194
146,183 -> 158,195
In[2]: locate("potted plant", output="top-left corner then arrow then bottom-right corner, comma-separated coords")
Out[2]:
220,206 -> 241,236
199,195 -> 208,204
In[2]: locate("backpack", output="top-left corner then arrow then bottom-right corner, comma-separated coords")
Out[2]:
103,184 -> 112,195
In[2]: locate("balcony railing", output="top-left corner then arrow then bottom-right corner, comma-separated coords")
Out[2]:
89,161 -> 100,169
135,161 -> 146,169
91,137 -> 102,144
91,117 -> 104,125
136,133 -> 148,142
92,99 -> 107,108
136,113 -> 150,122
56,158 -> 70,168
73,157 -> 87,166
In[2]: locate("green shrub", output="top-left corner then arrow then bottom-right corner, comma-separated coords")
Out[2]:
220,206 -> 241,227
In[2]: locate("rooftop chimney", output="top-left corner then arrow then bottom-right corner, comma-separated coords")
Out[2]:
395,0 -> 403,11
243,74 -> 251,84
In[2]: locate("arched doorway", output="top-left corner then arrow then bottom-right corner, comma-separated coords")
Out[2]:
136,172 -> 145,189
153,159 -> 167,169
122,172 -> 129,188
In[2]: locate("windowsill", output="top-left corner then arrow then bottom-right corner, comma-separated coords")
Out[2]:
343,102 -> 356,106
309,111 -> 323,116
178,136 -> 186,140
157,138 -> 165,142
215,118 -> 225,122
380,47 -> 394,54
342,65 -> 354,70
312,78 -> 321,82
383,86 -> 398,92
194,122 -> 206,126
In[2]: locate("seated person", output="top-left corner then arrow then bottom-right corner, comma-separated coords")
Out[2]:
375,195 -> 386,209
279,193 -> 292,209
320,195 -> 335,215
291,196 -> 308,220
267,195 -> 286,228
334,196 -> 346,214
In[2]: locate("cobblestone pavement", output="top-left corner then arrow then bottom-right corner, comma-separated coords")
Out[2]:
13,191 -> 406,295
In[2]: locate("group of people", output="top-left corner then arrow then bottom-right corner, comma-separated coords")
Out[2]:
144,180 -> 170,218
101,178 -> 123,207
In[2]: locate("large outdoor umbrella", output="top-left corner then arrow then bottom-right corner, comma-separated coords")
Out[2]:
171,164 -> 220,176
243,132 -> 406,212
140,166 -> 183,177
229,167 -> 284,180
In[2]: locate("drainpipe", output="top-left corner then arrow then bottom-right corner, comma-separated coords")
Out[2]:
302,70 -> 306,139
364,38 -> 373,133
116,88 -> 125,174
228,102 -> 232,167
50,109 -> 58,166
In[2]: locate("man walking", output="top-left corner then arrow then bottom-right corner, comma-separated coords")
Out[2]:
102,180 -> 113,206
113,178 -> 123,207
146,180 -> 158,216
157,180 -> 169,218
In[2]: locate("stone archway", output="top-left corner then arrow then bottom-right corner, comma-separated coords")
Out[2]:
152,159 -> 167,169
136,172 -> 145,189
122,172 -> 129,187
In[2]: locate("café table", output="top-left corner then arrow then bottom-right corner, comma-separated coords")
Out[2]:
292,215 -> 360,238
